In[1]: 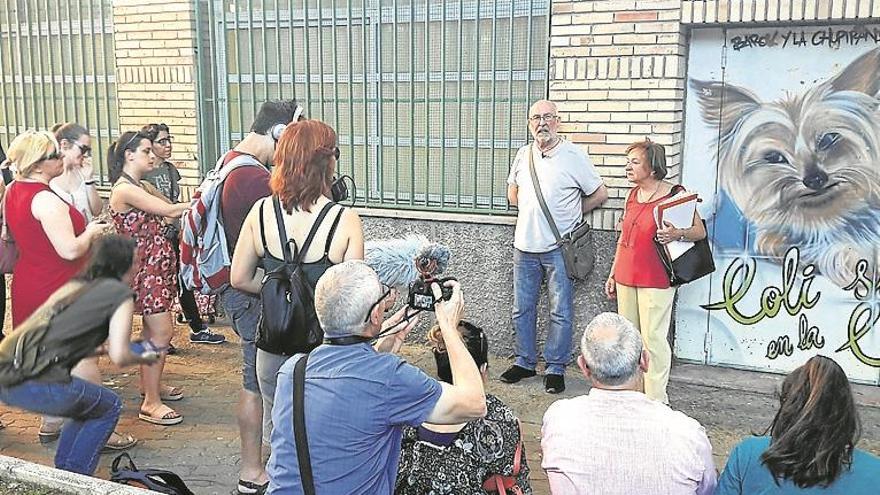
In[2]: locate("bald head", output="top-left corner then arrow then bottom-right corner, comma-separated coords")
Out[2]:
528,100 -> 560,148
580,313 -> 644,387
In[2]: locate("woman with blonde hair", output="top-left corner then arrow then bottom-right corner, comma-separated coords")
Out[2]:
108,131 -> 189,426
231,119 -> 364,442
4,130 -> 106,328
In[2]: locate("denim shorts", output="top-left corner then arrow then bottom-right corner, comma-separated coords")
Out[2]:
220,288 -> 261,394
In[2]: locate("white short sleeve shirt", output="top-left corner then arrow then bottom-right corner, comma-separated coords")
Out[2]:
507,140 -> 603,253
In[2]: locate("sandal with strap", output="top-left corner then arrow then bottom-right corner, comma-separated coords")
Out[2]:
138,404 -> 183,426
140,385 -> 184,402
101,431 -> 138,452
237,479 -> 269,495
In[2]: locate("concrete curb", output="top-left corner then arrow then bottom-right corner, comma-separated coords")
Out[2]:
0,455 -> 157,494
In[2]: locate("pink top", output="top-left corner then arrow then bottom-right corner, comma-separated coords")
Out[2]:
541,389 -> 717,495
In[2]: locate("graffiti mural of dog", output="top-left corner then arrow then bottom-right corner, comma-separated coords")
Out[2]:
691,48 -> 880,287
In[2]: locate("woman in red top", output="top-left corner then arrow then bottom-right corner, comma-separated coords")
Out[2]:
604,138 -> 706,404
4,131 -> 105,327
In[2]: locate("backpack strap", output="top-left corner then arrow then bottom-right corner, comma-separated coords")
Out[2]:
322,206 -> 345,256
293,354 -> 316,495
295,201 -> 336,264
259,198 -> 271,257
272,196 -> 296,264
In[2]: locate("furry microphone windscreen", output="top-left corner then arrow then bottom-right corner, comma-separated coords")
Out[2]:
365,235 -> 451,290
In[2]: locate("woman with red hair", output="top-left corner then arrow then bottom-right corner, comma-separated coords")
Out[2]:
230,119 -> 363,442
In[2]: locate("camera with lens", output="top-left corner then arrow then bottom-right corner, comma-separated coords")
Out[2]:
408,276 -> 456,311
406,249 -> 455,312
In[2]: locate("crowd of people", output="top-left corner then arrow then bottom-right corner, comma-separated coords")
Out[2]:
0,98 -> 876,495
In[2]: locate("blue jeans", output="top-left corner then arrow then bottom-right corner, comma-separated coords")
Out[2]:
512,248 -> 574,376
0,378 -> 122,475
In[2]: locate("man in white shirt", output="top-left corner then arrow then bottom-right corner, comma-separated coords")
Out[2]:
541,312 -> 717,495
502,99 -> 608,393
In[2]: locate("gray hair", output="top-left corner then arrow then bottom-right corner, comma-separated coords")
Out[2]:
314,260 -> 382,337
580,312 -> 644,386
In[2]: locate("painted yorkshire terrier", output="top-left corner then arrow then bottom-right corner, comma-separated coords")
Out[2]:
691,48 -> 880,287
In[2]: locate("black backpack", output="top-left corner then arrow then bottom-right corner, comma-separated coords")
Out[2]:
110,453 -> 194,495
255,197 -> 341,356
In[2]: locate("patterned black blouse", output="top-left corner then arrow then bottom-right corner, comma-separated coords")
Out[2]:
395,394 -> 532,495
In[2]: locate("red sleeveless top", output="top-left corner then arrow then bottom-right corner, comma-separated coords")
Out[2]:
7,181 -> 87,327
613,186 -> 680,289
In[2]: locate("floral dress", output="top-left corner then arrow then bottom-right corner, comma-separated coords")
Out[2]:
112,207 -> 176,315
395,394 -> 532,495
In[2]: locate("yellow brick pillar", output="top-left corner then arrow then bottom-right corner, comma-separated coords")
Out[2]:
112,0 -> 201,198
549,0 -> 686,230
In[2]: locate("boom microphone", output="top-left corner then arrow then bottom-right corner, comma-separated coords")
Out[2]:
364,235 -> 450,290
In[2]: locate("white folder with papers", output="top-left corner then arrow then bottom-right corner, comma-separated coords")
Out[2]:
654,191 -> 698,261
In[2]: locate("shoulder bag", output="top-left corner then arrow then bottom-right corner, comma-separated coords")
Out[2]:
527,144 -> 595,280
0,181 -> 19,274
652,185 -> 715,286
293,353 -> 316,495
482,418 -> 525,495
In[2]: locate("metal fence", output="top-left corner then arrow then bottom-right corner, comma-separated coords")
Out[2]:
196,0 -> 550,213
0,0 -> 117,183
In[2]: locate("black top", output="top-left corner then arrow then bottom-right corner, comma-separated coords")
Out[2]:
258,199 -> 346,288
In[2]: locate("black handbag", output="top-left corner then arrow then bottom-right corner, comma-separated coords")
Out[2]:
527,144 -> 595,281
654,220 -> 715,286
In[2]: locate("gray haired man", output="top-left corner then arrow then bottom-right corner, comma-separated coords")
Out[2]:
266,261 -> 487,494
541,313 -> 717,495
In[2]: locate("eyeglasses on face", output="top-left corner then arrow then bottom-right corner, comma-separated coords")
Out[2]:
156,137 -> 173,146
363,283 -> 393,323
333,147 -> 340,161
73,142 -> 92,158
529,113 -> 559,123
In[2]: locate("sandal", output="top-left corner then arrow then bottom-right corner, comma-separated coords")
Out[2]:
140,385 -> 184,402
138,404 -> 183,426
102,431 -> 138,452
237,479 -> 269,495
38,422 -> 63,444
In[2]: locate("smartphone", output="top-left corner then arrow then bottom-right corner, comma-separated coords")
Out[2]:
129,340 -> 162,360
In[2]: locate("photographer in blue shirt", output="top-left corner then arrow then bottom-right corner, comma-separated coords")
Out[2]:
266,260 -> 487,494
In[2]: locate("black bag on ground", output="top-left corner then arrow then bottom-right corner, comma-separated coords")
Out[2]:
110,453 -> 194,495
255,197 -> 336,356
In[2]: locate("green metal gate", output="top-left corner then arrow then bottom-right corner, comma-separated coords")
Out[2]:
0,0 -> 117,183
196,0 -> 550,213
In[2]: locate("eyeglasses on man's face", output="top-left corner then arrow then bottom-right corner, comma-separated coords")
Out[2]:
529,113 -> 559,123
156,137 -> 173,146
363,283 -> 393,323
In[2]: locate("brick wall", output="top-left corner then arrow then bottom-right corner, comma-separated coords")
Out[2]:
112,0 -> 201,197
549,0 -> 685,231
550,0 -> 878,231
